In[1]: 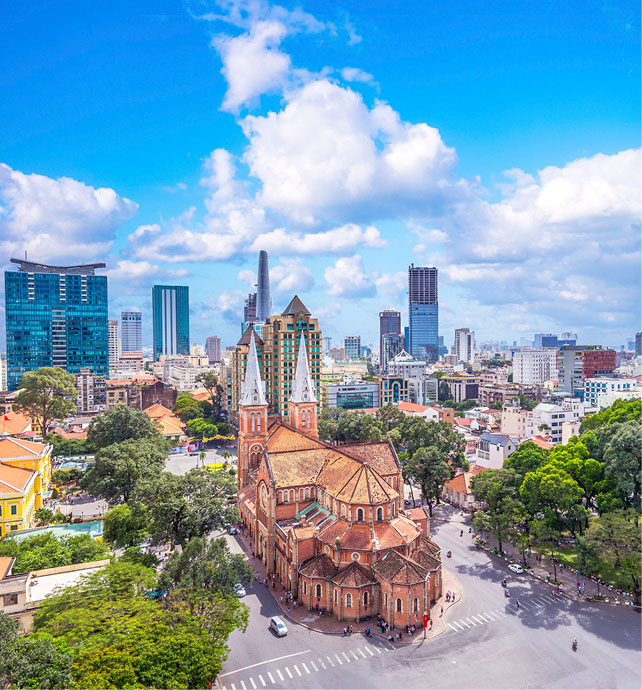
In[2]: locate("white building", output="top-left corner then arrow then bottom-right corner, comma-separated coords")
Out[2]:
532,399 -> 587,445
583,377 -> 639,406
408,376 -> 438,405
501,403 -> 534,441
344,336 -> 361,360
387,350 -> 427,378
152,355 -> 215,392
108,320 -> 121,368
453,328 -> 476,364
512,349 -> 557,385
75,368 -> 106,415
475,432 -> 518,469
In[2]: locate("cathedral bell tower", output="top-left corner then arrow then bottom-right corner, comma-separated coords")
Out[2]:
288,334 -> 318,437
238,330 -> 268,490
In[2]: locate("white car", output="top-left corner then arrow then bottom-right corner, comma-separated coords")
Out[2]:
234,583 -> 246,597
269,616 -> 288,637
508,564 -> 524,574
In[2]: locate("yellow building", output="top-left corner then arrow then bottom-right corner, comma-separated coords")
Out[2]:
0,438 -> 52,520
0,463 -> 38,537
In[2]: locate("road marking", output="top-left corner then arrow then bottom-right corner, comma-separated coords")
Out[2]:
267,672 -> 275,684
374,646 -> 382,654
293,665 -> 302,677
230,684 -> 236,690
310,660 -> 318,672
220,650 -> 312,677
258,675 -> 266,687
301,663 -> 310,675
249,678 -> 257,689
365,647 -> 374,656
342,652 -> 351,663
466,618 -> 477,626
458,619 -> 470,628
276,670 -> 284,682
493,609 -> 507,617
350,650 -> 360,661
357,648 -> 367,658
326,656 -> 334,667
472,615 -> 485,625
448,623 -> 460,632
318,659 -> 326,670
335,654 -> 343,665
284,667 -> 293,679
240,682 -> 247,690
483,611 -> 497,621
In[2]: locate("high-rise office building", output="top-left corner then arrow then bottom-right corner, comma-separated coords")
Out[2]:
152,285 -> 190,361
379,309 -> 401,359
232,295 -> 322,416
108,320 -> 121,366
5,258 -> 108,390
407,264 -> 438,363
206,335 -> 222,364
321,336 -> 332,355
636,332 -> 642,357
121,311 -> 142,352
381,333 -> 404,370
344,336 -> 361,360
557,345 -> 617,397
244,293 -> 257,323
256,250 -> 272,323
453,328 -> 476,364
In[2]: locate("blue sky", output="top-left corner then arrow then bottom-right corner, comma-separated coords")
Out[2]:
1,0 -> 639,351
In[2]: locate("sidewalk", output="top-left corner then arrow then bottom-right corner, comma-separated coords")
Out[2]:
234,527 -> 462,644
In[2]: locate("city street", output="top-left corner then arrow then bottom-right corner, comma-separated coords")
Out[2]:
165,446 -> 237,476
219,510 -> 641,689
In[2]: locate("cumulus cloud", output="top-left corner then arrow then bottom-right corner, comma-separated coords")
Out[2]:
242,79 -> 462,223
0,163 -> 137,263
374,271 -> 406,301
200,289 -> 247,327
270,257 -> 314,293
249,224 -> 386,254
341,67 -> 374,83
324,255 -> 376,299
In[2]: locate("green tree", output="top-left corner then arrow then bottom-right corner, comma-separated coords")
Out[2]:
0,612 -> 73,690
583,510 -> 641,604
580,398 -> 641,433
87,405 -> 167,450
46,433 -> 95,458
515,393 -> 537,411
195,371 -> 224,419
34,562 -> 247,689
318,409 -> 383,443
81,438 -> 167,506
174,393 -> 206,423
575,536 -> 604,596
159,537 -> 252,595
187,418 -> 218,439
103,503 -> 149,548
404,447 -> 451,517
548,439 -> 604,513
603,420 -> 641,514
503,441 -> 549,478
12,367 -> 77,435
34,507 -> 56,526
376,404 -> 407,431
138,468 -> 239,546
470,469 -> 521,553
391,418 -> 467,471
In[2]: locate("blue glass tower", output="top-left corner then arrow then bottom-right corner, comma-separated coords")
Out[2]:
407,264 -> 439,363
152,285 -> 190,360
5,259 -> 109,391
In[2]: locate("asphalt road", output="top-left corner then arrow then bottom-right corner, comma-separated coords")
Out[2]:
165,447 -> 237,476
219,508 -> 641,690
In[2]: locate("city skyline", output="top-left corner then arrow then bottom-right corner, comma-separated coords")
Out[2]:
0,1 -> 639,350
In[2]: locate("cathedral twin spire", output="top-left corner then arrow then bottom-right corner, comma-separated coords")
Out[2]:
240,329 -> 315,407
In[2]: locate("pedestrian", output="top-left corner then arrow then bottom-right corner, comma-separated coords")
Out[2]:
440,606 -> 444,616
343,627 -> 348,636
288,606 -> 291,615
349,625 -> 353,635
429,619 -> 433,630
279,595 -> 283,603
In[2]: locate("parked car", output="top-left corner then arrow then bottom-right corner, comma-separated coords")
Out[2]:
234,583 -> 246,597
269,616 -> 288,637
508,564 -> 524,574
228,526 -> 238,535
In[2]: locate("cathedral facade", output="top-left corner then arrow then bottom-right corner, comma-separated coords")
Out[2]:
237,330 -> 443,627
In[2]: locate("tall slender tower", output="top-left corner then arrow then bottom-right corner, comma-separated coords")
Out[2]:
256,250 -> 271,323
407,264 -> 438,363
288,335 -> 318,437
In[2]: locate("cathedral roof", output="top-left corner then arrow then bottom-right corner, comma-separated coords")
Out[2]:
267,422 -> 325,452
299,554 -> 337,579
290,335 -> 315,404
237,324 -> 263,347
340,440 -> 399,475
281,295 -> 311,316
372,549 -> 429,585
318,461 -> 398,504
332,561 -> 375,587
240,330 -> 266,406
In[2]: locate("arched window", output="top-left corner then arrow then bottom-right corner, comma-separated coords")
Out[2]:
363,591 -> 369,607
301,410 -> 306,428
334,589 -> 338,604
304,487 -> 310,500
341,504 -> 346,518
396,598 -> 402,613
413,597 -> 419,612
283,491 -> 289,503
376,507 -> 383,521
346,593 -> 352,608
315,584 -> 322,599
303,581 -> 307,594
257,415 -> 261,431
307,410 -> 311,427
250,414 -> 255,432
357,508 -> 364,522
384,593 -> 388,609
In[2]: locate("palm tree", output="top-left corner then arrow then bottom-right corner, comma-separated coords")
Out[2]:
199,450 -> 206,468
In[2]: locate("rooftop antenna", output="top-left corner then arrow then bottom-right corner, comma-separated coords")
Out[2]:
25,250 -> 27,260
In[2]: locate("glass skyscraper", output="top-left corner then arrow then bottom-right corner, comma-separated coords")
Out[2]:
407,264 -> 439,363
152,285 -> 190,360
5,258 -> 108,391
121,311 -> 142,351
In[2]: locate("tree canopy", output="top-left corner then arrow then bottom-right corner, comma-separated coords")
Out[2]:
404,447 -> 452,517
81,438 -> 167,506
103,503 -> 149,548
13,367 -> 77,434
87,405 -> 167,450
503,441 -> 549,479
580,398 -> 640,433
318,409 -> 384,443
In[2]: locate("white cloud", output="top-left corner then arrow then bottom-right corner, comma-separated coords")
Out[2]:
242,79 -> 462,223
374,271 -> 406,301
200,289 -> 247,328
341,67 -> 374,83
0,163 -> 137,263
324,255 -> 376,299
214,20 -> 291,112
237,268 -> 256,287
345,19 -> 362,45
270,257 -> 314,293
249,224 -> 386,254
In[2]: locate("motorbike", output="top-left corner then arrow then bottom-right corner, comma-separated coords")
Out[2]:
501,580 -> 507,588
446,551 -> 452,558
572,639 -> 577,651
504,589 -> 510,598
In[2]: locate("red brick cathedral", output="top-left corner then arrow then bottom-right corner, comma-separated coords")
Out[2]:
237,331 -> 443,626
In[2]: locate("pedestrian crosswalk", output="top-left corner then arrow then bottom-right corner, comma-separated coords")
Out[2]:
220,642 -> 391,689
446,592 -> 570,635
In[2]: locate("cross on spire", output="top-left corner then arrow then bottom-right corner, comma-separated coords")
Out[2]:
290,334 -> 315,403
240,330 -> 266,406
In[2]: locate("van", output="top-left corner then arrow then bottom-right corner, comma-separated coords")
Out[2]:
269,616 -> 288,637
